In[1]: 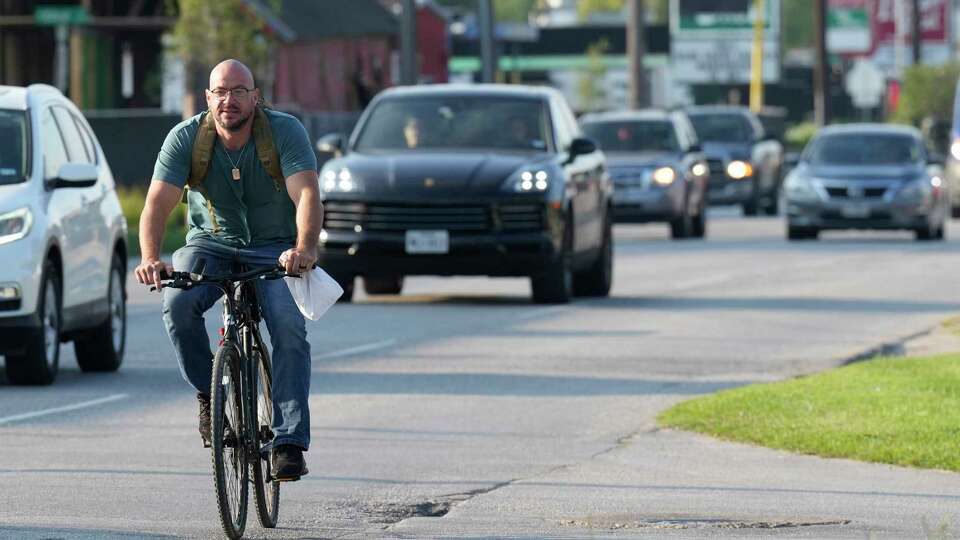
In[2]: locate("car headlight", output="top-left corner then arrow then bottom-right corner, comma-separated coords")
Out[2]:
504,169 -> 550,193
784,173 -> 819,202
320,167 -> 363,193
650,166 -> 676,186
726,160 -> 753,180
0,207 -> 32,246
951,139 -> 960,161
896,176 -> 934,203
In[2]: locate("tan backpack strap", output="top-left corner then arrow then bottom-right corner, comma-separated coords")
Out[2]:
252,106 -> 284,191
187,111 -> 216,190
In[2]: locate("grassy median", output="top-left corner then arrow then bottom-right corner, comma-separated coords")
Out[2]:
117,186 -> 187,257
658,354 -> 960,472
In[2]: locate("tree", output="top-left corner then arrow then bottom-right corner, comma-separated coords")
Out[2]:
170,0 -> 280,115
783,0 -> 814,50
577,0 -> 668,23
578,38 -> 610,112
892,63 -> 960,130
434,0 -> 540,22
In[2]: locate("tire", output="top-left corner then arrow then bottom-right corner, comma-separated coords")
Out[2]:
743,180 -> 760,216
363,275 -> 404,295
763,194 -> 780,216
669,210 -> 691,239
952,205 -> 960,219
531,220 -> 573,304
691,202 -> 707,239
251,340 -> 280,529
6,261 -> 60,385
75,254 -> 126,372
333,273 -> 355,303
787,226 -> 818,241
574,214 -> 613,297
211,343 -> 248,539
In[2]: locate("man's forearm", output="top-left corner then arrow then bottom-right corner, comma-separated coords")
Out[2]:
295,187 -> 323,251
139,203 -> 167,262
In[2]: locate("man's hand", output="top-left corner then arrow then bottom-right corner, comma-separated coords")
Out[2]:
135,259 -> 174,291
279,248 -> 317,275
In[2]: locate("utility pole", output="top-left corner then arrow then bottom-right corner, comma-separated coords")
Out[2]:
813,0 -> 830,126
478,0 -> 497,83
749,0 -> 764,112
399,0 -> 418,85
627,0 -> 647,108
911,0 -> 921,64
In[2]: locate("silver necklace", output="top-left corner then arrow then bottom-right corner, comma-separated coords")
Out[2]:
222,142 -> 247,181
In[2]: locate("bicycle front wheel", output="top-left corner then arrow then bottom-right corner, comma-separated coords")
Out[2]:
251,342 -> 280,527
211,343 -> 249,539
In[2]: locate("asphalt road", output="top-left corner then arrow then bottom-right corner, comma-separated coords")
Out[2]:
2,210 -> 960,539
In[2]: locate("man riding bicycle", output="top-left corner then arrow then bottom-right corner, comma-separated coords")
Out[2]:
134,59 -> 321,481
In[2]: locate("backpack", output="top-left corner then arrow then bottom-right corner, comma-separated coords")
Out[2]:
182,106 -> 285,231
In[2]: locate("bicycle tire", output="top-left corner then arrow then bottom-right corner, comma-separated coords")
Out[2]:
251,340 -> 280,528
211,343 -> 249,539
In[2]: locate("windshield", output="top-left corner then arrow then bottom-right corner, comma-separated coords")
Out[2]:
806,133 -> 922,165
582,120 -> 679,152
354,96 -> 550,152
0,109 -> 28,185
687,112 -> 755,143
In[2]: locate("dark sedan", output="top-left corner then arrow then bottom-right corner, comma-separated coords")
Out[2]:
580,109 -> 709,239
784,124 -> 948,241
686,105 -> 784,216
315,84 -> 613,304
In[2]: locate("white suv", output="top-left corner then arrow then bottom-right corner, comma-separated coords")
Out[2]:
0,84 -> 127,385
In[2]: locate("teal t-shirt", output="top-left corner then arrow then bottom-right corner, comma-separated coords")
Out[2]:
152,109 -> 317,247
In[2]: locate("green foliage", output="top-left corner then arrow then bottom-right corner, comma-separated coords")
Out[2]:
659,353 -> 960,472
117,186 -> 187,257
892,63 -> 960,126
434,0 -> 539,22
169,0 -> 279,80
783,0 -> 814,50
785,121 -> 817,151
577,0 -> 668,22
578,39 -> 610,112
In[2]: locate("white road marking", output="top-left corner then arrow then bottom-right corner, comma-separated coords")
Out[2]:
513,306 -> 568,321
0,394 -> 129,426
316,339 -> 398,360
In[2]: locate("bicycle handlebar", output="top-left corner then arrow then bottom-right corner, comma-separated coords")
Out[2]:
151,264 -> 310,292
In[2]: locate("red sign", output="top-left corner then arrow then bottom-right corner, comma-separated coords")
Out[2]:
871,0 -> 948,48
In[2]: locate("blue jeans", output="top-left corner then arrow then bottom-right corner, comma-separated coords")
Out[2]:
162,237 -> 311,450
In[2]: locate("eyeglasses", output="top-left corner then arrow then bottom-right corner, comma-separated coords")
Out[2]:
209,87 -> 253,101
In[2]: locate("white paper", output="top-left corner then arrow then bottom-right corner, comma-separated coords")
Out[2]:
283,267 -> 343,321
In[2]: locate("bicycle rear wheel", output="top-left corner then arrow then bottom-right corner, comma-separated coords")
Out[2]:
251,341 -> 280,527
211,343 -> 249,539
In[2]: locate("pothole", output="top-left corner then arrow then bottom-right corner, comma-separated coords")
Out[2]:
368,500 -> 453,524
559,515 -> 851,530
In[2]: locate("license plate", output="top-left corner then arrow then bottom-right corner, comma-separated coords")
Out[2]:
405,230 -> 449,254
841,204 -> 871,218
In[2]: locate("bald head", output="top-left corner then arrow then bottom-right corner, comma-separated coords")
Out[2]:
209,59 -> 255,90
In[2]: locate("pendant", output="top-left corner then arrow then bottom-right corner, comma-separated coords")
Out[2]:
232,168 -> 240,181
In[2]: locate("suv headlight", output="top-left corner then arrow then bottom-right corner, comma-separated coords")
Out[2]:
650,166 -> 676,186
0,207 -> 33,246
320,167 -> 363,193
726,160 -> 753,179
784,173 -> 819,202
503,169 -> 550,193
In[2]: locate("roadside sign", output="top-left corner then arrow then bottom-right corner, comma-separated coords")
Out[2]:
845,58 -> 885,108
827,0 -> 869,53
34,5 -> 89,26
671,0 -> 779,38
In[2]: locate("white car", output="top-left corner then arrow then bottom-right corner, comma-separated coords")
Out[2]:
0,84 -> 127,385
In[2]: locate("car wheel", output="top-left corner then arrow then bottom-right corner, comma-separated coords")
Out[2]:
952,205 -> 960,219
669,210 -> 691,240
531,220 -> 573,304
75,254 -> 126,372
763,193 -> 780,215
364,275 -> 404,295
574,214 -> 612,297
6,260 -> 61,385
787,226 -> 818,241
743,180 -> 760,216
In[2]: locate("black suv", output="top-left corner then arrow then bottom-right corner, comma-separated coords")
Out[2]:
316,84 -> 613,304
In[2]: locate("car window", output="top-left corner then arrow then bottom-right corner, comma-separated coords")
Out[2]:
71,112 -> 98,164
687,112 -> 755,143
354,95 -> 550,152
806,133 -> 922,165
51,106 -> 91,164
0,109 -> 28,185
582,120 -> 680,152
40,108 -> 69,179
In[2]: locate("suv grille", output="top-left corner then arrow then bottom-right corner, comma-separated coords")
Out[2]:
323,202 -> 544,234
825,186 -> 888,199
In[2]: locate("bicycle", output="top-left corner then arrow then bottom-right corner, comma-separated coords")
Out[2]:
156,263 -> 299,539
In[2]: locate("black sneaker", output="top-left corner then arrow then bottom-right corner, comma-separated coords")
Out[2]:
272,444 -> 308,481
198,393 -> 212,448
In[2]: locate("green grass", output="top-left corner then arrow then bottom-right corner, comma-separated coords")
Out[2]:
117,186 -> 188,258
658,354 -> 960,472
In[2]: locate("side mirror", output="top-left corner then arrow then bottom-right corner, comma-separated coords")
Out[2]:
52,163 -> 97,189
568,137 -> 597,159
688,143 -> 702,153
316,133 -> 345,157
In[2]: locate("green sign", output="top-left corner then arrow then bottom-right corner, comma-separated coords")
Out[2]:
672,0 -> 779,35
35,5 -> 90,26
828,8 -> 869,29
